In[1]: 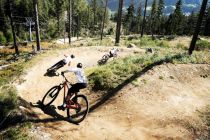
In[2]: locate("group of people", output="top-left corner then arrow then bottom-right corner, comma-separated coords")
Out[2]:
47,48 -> 119,111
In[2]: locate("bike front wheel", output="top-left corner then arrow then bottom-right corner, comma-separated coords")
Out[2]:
67,94 -> 89,124
42,86 -> 61,106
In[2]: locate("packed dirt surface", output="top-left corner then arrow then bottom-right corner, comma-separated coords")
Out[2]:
16,46 -> 210,140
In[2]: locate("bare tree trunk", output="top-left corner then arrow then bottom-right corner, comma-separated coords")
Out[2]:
57,15 -> 60,36
87,6 -> 90,32
8,0 -> 18,55
33,0 -> 41,51
100,0 -> 108,41
189,0 -> 208,55
68,0 -> 72,44
115,0 -> 123,45
63,19 -> 66,44
77,14 -> 79,39
93,0 -> 96,27
141,0 -> 148,37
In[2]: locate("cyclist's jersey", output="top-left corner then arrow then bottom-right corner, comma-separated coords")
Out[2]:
110,48 -> 117,55
67,68 -> 87,83
64,56 -> 72,64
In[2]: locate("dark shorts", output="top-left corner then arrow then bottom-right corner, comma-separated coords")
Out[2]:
68,83 -> 87,95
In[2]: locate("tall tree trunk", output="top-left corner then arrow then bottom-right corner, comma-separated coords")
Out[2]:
8,0 -> 19,55
57,15 -> 60,36
115,0 -> 123,45
77,14 -> 80,39
33,0 -> 41,51
141,0 -> 148,37
93,0 -> 96,27
87,6 -> 90,32
100,0 -> 108,41
68,0 -> 72,44
189,0 -> 208,55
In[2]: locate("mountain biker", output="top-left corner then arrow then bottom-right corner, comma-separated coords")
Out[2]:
109,48 -> 118,57
58,63 -> 87,111
47,54 -> 75,72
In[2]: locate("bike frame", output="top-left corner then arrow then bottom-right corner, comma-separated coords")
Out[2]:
60,75 -> 79,110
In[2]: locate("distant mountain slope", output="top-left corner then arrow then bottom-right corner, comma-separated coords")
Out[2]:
105,0 -> 202,15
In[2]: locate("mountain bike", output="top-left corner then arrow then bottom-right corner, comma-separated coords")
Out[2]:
97,50 -> 119,65
41,73 -> 89,123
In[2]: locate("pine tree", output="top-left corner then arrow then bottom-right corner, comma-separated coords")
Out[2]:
172,0 -> 183,34
141,0 -> 148,37
136,2 -> 142,33
91,0 -> 97,30
149,0 -> 157,37
100,0 -> 108,41
33,0 -> 41,51
204,6 -> 210,36
183,11 -> 197,35
123,2 -> 135,34
157,0 -> 165,34
0,0 -> 6,32
165,0 -> 183,35
54,0 -> 65,36
157,0 -> 164,18
6,0 -> 19,54
189,0 -> 208,55
115,0 -> 123,45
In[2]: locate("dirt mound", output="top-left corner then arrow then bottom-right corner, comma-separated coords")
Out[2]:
16,47 -> 210,139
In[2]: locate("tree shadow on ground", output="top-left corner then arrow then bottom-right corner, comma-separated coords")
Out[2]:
0,54 -> 184,130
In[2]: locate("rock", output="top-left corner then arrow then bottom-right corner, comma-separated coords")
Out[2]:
0,45 -> 5,49
127,43 -> 136,48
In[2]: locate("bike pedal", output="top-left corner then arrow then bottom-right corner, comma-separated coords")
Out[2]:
57,105 -> 65,111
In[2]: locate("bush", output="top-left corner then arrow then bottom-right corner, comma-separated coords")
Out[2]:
2,123 -> 31,140
88,49 -> 210,91
0,31 -> 7,45
0,85 -> 17,121
176,43 -> 186,49
139,36 -> 156,47
88,55 -> 154,90
4,30 -> 13,43
196,40 -> 210,51
157,40 -> 170,48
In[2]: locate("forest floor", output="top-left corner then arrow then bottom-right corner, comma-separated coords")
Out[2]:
14,43 -> 210,140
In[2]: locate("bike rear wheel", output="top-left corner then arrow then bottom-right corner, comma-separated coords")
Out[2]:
67,94 -> 89,124
102,54 -> 109,61
42,86 -> 60,106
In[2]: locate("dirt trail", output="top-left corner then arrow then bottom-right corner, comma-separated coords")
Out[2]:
16,47 -> 210,140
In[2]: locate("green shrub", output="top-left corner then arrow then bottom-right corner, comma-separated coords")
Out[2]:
88,50 -> 210,91
157,40 -> 170,48
139,36 -> 156,47
0,63 -> 25,121
0,31 -> 7,45
2,123 -> 31,140
176,43 -> 187,50
4,30 -> 13,43
88,67 -> 115,90
196,40 -> 210,51
0,85 -> 17,120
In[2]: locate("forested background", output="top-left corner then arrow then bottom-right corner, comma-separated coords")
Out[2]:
0,0 -> 210,45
